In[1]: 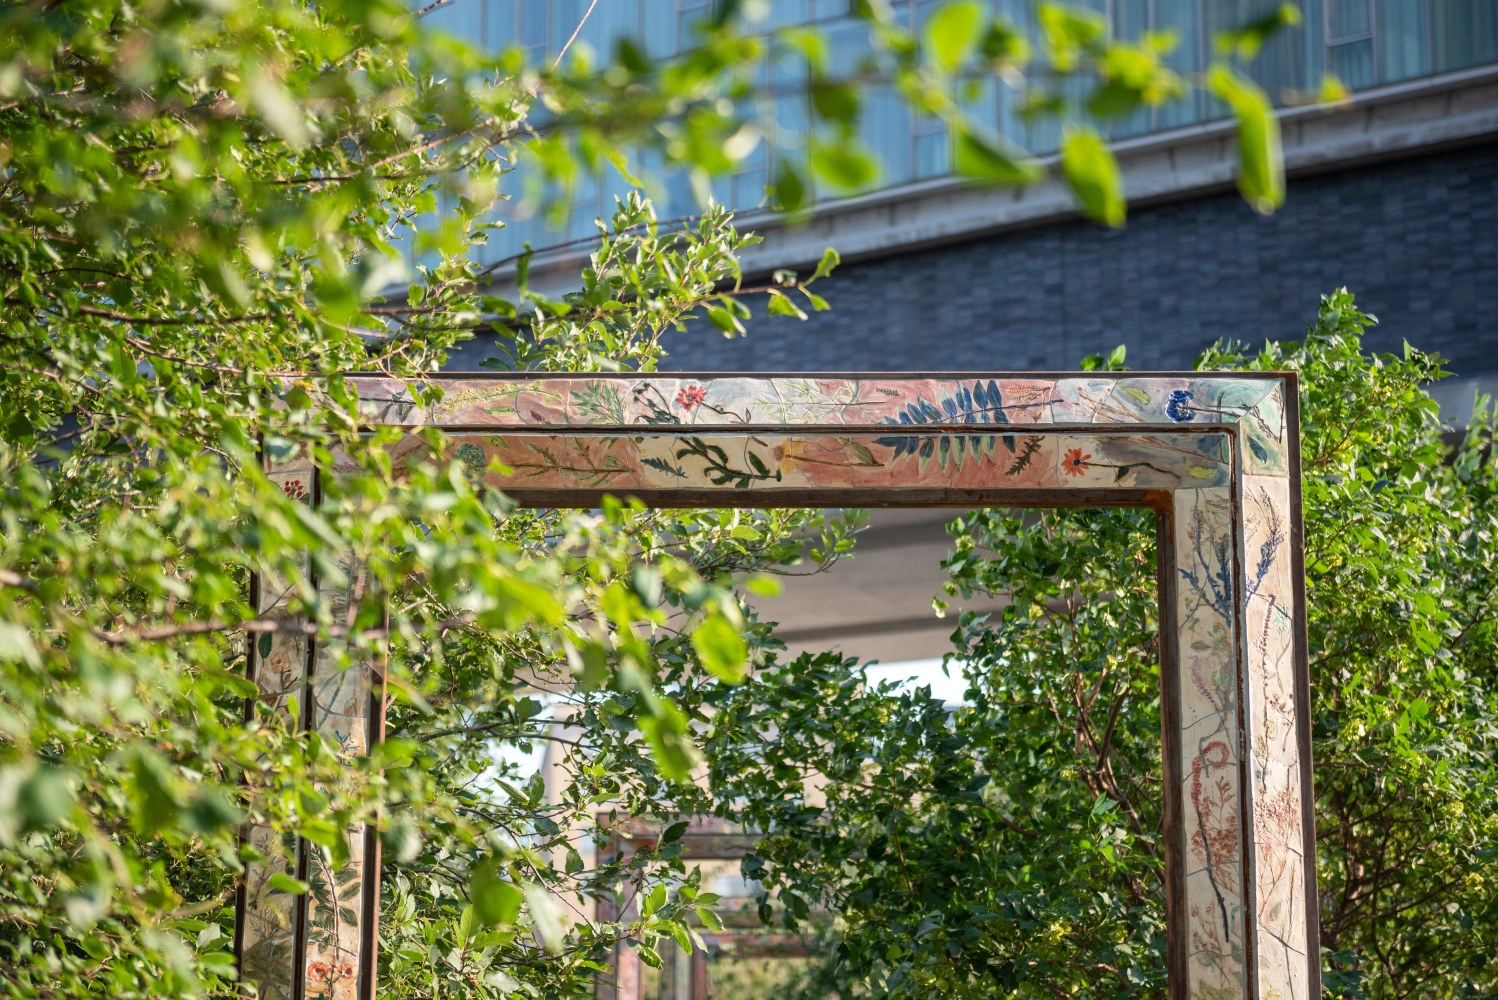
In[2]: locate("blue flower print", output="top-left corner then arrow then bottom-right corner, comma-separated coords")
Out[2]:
1166,390 -> 1195,423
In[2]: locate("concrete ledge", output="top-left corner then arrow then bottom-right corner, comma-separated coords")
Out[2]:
514,64 -> 1498,297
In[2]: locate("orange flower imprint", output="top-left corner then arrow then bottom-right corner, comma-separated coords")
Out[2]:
306,960 -> 355,994
675,385 -> 706,410
1062,448 -> 1091,476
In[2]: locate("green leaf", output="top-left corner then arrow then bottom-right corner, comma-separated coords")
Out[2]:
809,79 -> 861,125
692,617 -> 748,683
1037,1 -> 1107,72
953,128 -> 1042,185
767,290 -> 808,319
924,1 -> 985,74
638,699 -> 702,783
780,26 -> 828,72
0,622 -> 39,666
244,65 -> 310,149
772,161 -> 807,213
472,861 -> 523,927
1207,65 -> 1284,214
1060,125 -> 1125,227
810,140 -> 877,192
1317,72 -> 1350,104
267,873 -> 308,896
128,748 -> 180,835
632,940 -> 663,969
812,246 -> 841,281
183,787 -> 241,834
743,573 -> 782,598
802,289 -> 830,311
980,21 -> 1030,65
705,304 -> 744,337
630,565 -> 663,608
1214,2 -> 1301,60
17,765 -> 74,829
524,884 -> 565,951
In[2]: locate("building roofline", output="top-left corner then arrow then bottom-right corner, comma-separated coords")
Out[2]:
504,63 -> 1498,296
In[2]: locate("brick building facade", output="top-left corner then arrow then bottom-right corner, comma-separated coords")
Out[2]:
658,142 -> 1498,382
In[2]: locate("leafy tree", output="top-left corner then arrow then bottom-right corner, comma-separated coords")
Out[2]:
708,293 -> 1498,998
0,2 -> 827,995
0,0 -> 1338,997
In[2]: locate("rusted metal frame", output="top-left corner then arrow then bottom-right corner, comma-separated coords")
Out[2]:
595,817 -> 761,861
594,824 -> 643,1000
1230,419 -> 1258,1000
355,589 -> 387,1000
286,464 -> 321,1000
232,561 -> 259,994
690,948 -> 708,999
1284,382 -> 1321,976
237,448 -> 384,1000
590,816 -> 752,1000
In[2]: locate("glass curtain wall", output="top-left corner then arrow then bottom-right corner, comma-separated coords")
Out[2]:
414,0 -> 1498,263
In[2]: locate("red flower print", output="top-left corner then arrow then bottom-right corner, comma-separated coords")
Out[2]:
306,960 -> 355,993
281,478 -> 306,499
1062,448 -> 1091,476
675,385 -> 706,410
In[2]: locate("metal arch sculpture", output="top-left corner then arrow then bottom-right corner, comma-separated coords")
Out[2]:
236,371 -> 1319,1000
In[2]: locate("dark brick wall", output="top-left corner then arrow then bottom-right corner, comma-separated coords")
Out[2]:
657,142 -> 1498,379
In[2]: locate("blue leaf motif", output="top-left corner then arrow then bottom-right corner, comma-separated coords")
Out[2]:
874,380 -> 1023,467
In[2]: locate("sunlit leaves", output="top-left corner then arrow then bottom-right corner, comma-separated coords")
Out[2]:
1037,1 -> 1108,73
809,138 -> 879,192
952,127 -> 1042,184
1060,124 -> 1125,227
242,64 -> 312,149
1207,64 -> 1285,214
923,0 -> 985,75
637,696 -> 703,784
7,763 -> 75,835
690,618 -> 749,683
1214,2 -> 1302,60
770,159 -> 808,213
471,859 -> 523,927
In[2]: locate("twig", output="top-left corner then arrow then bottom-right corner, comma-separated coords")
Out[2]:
553,0 -> 600,69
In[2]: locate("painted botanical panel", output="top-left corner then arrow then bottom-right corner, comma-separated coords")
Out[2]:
302,836 -> 366,1000
298,566 -> 378,999
350,371 -> 1284,454
239,824 -> 300,1000
240,372 -> 1314,1000
1244,473 -> 1309,1000
240,448 -> 315,1000
398,429 -> 1234,494
1174,487 -> 1247,997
